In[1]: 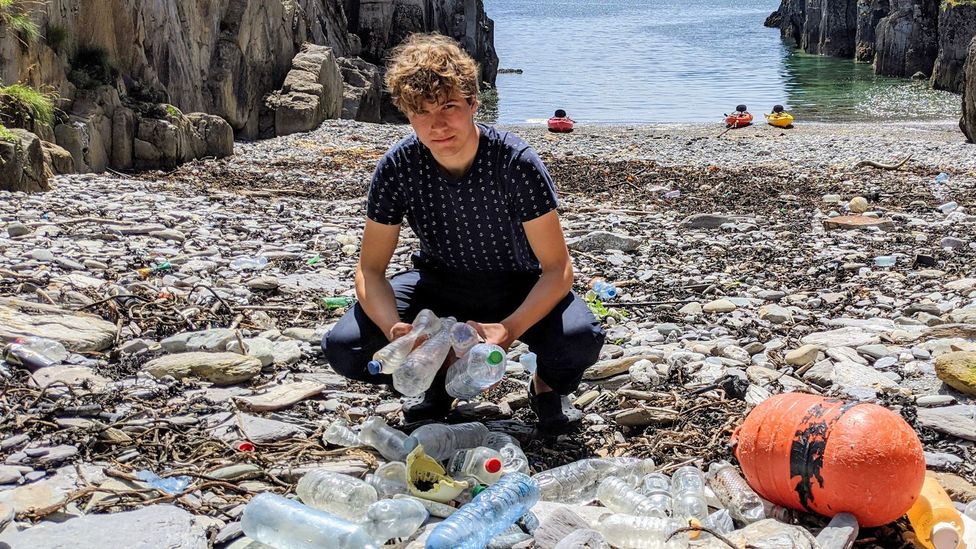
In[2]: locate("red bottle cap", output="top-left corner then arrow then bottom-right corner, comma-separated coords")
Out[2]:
234,440 -> 255,452
485,458 -> 502,474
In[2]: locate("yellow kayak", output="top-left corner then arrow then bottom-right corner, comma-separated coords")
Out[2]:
765,112 -> 794,128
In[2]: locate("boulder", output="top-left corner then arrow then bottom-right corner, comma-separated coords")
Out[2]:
874,0 -> 940,78
961,36 -> 976,142
41,140 -> 75,175
111,106 -> 137,170
186,113 -> 234,158
338,56 -> 382,122
935,351 -> 976,395
272,44 -> 344,137
931,3 -> 976,92
54,121 -> 89,173
143,352 -> 262,385
0,129 -> 48,192
0,297 -> 116,352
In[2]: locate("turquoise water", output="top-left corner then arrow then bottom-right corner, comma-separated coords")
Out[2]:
484,0 -> 960,124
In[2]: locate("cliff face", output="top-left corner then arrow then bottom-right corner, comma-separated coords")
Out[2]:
961,36 -> 976,141
874,0 -> 940,77
856,0 -> 890,62
932,3 -> 976,91
801,0 -> 858,56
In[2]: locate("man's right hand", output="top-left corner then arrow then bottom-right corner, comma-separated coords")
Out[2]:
387,322 -> 414,342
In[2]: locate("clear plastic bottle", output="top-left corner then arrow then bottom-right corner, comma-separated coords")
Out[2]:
935,172 -> 949,185
3,336 -> 68,371
365,473 -> 408,498
592,279 -> 618,300
638,472 -> 673,517
594,513 -> 683,549
447,447 -> 504,485
706,461 -> 764,524
519,352 -> 538,375
322,419 -> 360,448
375,461 -> 407,482
230,255 -> 268,270
241,492 -> 378,549
907,477 -> 965,549
598,476 -> 669,518
532,457 -> 657,505
874,255 -> 897,267
295,469 -> 378,521
761,497 -> 797,523
670,466 -> 708,522
393,493 -> 457,518
965,500 -> 976,520
425,472 -> 540,549
484,431 -> 530,474
938,201 -> 959,214
358,417 -> 408,461
445,343 -> 507,399
392,318 -> 456,396
704,509 -> 734,534
361,498 -> 429,543
403,422 -> 489,461
367,309 -> 442,375
815,512 -> 859,549
450,322 -> 481,357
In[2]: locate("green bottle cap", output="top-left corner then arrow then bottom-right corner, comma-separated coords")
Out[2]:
486,350 -> 504,365
471,484 -> 487,497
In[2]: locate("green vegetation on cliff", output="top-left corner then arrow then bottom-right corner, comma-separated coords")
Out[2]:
0,0 -> 41,45
0,83 -> 55,126
0,123 -> 18,143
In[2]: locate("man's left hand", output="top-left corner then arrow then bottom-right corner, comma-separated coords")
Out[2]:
466,321 -> 515,350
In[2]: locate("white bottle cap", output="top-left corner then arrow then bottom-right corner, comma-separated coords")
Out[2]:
930,522 -> 961,549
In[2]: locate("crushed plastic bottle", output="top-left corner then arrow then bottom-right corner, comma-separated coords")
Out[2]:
361,498 -> 429,544
706,460 -> 764,524
519,352 -> 538,375
447,447 -> 504,485
230,255 -> 268,271
322,418 -> 360,448
938,201 -> 959,214
591,279 -> 618,300
425,472 -> 540,549
532,457 -> 656,505
935,172 -> 949,185
393,318 -> 456,396
484,431 -> 530,474
3,336 -> 68,371
358,417 -> 409,461
594,513 -> 684,549
670,466 -> 709,522
368,309 -> 442,375
874,255 -> 897,267
403,422 -> 489,461
241,492 -> 378,549
134,470 -> 192,494
445,342 -> 507,399
450,322 -> 481,357
296,469 -> 378,521
663,189 -> 682,199
598,476 -> 669,518
704,509 -> 735,534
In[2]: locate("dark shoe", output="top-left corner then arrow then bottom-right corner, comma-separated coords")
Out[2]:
402,374 -> 454,424
528,380 -> 582,434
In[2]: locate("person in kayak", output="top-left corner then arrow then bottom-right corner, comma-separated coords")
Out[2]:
322,33 -> 605,432
548,109 -> 575,132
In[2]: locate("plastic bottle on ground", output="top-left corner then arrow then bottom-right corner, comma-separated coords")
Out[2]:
706,460 -> 765,524
761,497 -> 797,523
393,493 -> 457,519
365,474 -> 409,498
358,417 -> 409,461
704,509 -> 734,534
447,446 -> 504,485
445,342 -> 507,399
815,512 -> 859,549
135,470 -> 192,494
597,476 -> 669,518
3,336 -> 68,371
296,469 -> 378,521
375,461 -> 407,482
322,418 -> 360,448
241,492 -> 378,549
484,431 -> 530,474
532,457 -> 656,505
425,472 -> 541,549
638,472 -> 673,518
450,322 -> 480,357
392,318 -> 456,396
874,255 -> 897,267
230,255 -> 268,271
935,173 -> 949,184
594,513 -> 683,549
367,309 -> 441,375
907,477 -> 965,549
591,279 -> 618,300
938,201 -> 959,214
403,421 -> 489,461
361,498 -> 429,544
670,466 -> 709,522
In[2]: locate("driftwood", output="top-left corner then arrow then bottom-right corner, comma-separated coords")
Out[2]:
852,154 -> 912,170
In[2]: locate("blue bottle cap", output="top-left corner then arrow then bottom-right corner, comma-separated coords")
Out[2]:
367,360 -> 382,375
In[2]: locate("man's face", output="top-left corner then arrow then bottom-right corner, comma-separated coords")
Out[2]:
406,91 -> 480,161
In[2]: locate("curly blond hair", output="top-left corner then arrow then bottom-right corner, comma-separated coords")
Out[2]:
385,33 -> 480,115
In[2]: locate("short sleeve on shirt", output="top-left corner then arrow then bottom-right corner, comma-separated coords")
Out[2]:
366,156 -> 406,225
509,147 -> 558,222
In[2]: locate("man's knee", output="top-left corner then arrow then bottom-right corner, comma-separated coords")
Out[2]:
533,321 -> 605,393
322,328 -> 376,383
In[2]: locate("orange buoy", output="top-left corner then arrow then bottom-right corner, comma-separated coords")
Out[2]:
732,393 -> 925,527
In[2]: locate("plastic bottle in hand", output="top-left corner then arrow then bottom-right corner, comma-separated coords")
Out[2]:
450,322 -> 480,357
358,417 -> 409,461
532,457 -> 656,505
907,477 -> 965,549
447,447 -> 504,485
671,466 -> 709,522
296,470 -> 378,521
445,342 -> 507,399
361,498 -> 429,544
484,431 -> 530,474
367,309 -> 442,375
392,318 -> 456,396
241,492 -> 378,549
598,476 -> 670,518
425,472 -> 540,549
403,422 -> 489,461
706,461 -> 764,524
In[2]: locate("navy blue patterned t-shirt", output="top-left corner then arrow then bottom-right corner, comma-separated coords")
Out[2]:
367,124 -> 558,272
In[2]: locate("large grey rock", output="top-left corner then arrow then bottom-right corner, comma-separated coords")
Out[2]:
801,326 -> 880,348
0,504 -> 208,548
856,0 -> 890,62
0,297 -> 116,352
187,113 -> 234,158
566,231 -> 642,252
0,129 -> 49,192
161,328 -> 236,353
339,57 -> 382,122
874,0 -> 939,78
934,351 -> 976,396
143,352 -> 262,385
916,405 -> 976,441
931,3 -> 976,92
271,44 -> 344,137
40,140 -> 75,176
961,36 -> 976,142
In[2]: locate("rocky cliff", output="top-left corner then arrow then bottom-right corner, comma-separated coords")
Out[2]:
0,0 -> 497,188
932,2 -> 976,91
961,36 -> 976,141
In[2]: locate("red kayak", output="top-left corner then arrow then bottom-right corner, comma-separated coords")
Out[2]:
725,112 -> 753,128
547,117 -> 574,133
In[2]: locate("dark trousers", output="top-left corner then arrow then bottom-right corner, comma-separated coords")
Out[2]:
322,266 -> 605,396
